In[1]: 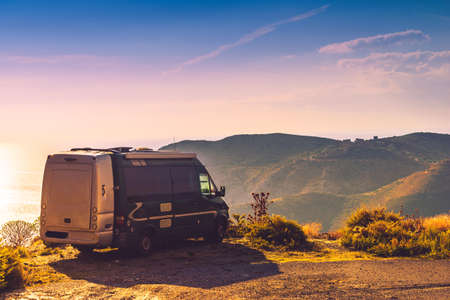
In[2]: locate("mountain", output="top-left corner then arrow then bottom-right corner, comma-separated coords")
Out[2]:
161,132 -> 450,230
355,159 -> 450,216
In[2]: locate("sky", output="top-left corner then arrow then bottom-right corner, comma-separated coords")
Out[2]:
1,0 -> 450,171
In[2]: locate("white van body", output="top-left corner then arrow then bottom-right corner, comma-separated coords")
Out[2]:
40,151 -> 115,247
40,148 -> 228,253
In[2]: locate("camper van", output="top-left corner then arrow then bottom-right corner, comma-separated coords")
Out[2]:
40,147 -> 229,255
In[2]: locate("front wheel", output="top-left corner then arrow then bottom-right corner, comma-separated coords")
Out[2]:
205,219 -> 226,243
136,233 -> 153,256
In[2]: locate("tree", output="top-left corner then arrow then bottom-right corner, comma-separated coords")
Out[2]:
0,221 -> 37,247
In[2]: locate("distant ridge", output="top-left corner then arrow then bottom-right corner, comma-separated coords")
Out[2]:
359,159 -> 450,215
161,132 -> 450,230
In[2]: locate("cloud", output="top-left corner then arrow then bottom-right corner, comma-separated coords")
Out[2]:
337,50 -> 450,74
281,54 -> 297,60
319,30 -> 430,54
165,5 -> 329,74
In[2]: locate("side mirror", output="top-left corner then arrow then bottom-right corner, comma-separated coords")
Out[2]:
217,186 -> 226,197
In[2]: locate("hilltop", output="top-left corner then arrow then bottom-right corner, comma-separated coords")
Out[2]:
161,132 -> 450,230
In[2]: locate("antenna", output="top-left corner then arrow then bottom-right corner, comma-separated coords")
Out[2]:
173,137 -> 176,151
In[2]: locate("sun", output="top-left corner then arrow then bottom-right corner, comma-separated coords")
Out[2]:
0,145 -> 15,188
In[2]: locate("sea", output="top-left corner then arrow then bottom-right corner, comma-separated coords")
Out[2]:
1,171 -> 42,226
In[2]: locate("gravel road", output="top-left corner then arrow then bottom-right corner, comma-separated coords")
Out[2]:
3,241 -> 450,299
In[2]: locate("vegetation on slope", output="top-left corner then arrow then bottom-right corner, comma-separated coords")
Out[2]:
162,133 -> 338,167
237,159 -> 450,230
160,132 -> 450,231
341,207 -> 450,258
345,159 -> 450,217
0,247 -> 26,291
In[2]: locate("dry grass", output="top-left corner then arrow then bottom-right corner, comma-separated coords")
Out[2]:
245,215 -> 307,250
322,231 -> 342,240
341,208 -> 450,258
1,239 -> 77,290
0,246 -> 26,291
423,213 -> 450,232
228,238 -> 377,263
302,222 -> 322,239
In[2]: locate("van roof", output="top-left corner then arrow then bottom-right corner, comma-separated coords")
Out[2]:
124,151 -> 196,159
53,148 -> 197,159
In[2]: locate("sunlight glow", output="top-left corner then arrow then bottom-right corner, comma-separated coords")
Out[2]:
0,144 -> 18,189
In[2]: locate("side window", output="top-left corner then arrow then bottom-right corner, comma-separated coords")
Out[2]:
124,166 -> 171,198
199,173 -> 210,195
171,166 -> 197,194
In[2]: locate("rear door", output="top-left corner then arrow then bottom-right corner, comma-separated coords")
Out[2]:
46,164 -> 93,230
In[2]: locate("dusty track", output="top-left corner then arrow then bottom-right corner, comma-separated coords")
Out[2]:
3,240 -> 450,299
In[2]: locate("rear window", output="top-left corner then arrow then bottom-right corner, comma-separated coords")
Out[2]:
124,166 -> 171,197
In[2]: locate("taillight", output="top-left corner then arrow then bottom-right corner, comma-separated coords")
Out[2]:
115,216 -> 125,225
91,207 -> 98,230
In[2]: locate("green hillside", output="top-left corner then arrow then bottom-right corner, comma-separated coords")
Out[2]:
161,132 -> 450,230
355,159 -> 450,216
163,133 -> 338,166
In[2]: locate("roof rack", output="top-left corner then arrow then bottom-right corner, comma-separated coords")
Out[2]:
69,147 -> 155,154
69,147 -> 191,158
124,152 -> 196,159
70,147 -> 121,153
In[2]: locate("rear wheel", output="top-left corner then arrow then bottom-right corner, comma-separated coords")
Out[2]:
73,245 -> 93,254
136,233 -> 153,256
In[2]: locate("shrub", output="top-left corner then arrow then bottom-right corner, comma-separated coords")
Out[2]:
302,222 -> 322,239
227,214 -> 250,238
346,207 -> 400,228
325,231 -> 342,240
423,214 -> 450,232
0,220 -> 37,247
0,247 -> 26,291
341,207 -> 450,257
248,192 -> 271,223
31,217 -> 40,233
245,215 -> 307,250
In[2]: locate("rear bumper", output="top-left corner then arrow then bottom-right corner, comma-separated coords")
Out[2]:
41,228 -> 113,248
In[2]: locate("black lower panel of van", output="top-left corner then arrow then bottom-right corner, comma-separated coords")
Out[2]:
46,231 -> 68,239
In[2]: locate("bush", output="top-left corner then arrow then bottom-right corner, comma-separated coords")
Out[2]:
324,231 -> 342,240
227,214 -> 250,238
341,207 -> 450,258
245,215 -> 307,250
0,220 -> 37,247
346,207 -> 400,228
0,247 -> 26,291
302,222 -> 322,239
423,214 -> 450,232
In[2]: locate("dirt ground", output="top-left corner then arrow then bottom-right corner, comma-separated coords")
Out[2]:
3,239 -> 450,299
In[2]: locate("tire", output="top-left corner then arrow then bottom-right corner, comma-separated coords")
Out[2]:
73,245 -> 93,254
136,233 -> 153,256
206,219 -> 226,243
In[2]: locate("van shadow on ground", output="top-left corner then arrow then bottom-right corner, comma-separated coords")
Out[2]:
50,239 -> 281,289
